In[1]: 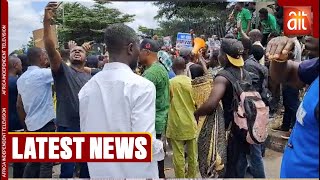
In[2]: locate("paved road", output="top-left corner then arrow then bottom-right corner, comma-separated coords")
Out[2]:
9,148 -> 282,178
163,148 -> 282,178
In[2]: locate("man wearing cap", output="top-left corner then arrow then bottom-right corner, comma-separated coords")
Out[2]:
139,38 -> 170,178
194,38 -> 265,177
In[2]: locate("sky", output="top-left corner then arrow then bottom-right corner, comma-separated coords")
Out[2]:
8,0 -> 159,53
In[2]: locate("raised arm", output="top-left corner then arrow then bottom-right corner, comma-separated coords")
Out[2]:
194,76 -> 228,121
239,27 -> 250,41
43,2 -> 62,72
266,36 -> 305,89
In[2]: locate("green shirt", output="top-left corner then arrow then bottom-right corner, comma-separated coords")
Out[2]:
166,75 -> 197,140
143,62 -> 170,134
237,8 -> 252,39
260,13 -> 280,34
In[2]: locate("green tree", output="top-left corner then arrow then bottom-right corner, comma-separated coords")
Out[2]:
154,2 -> 230,40
54,2 -> 135,46
10,49 -> 24,55
138,25 -> 163,37
26,37 -> 35,48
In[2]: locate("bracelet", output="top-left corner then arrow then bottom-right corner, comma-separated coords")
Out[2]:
273,59 -> 287,63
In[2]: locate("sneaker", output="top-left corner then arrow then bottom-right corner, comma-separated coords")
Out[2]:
281,130 -> 292,140
271,127 -> 289,132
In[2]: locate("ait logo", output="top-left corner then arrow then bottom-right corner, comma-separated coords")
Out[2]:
283,6 -> 312,36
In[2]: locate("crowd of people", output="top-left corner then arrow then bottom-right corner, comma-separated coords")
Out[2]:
8,1 -> 318,179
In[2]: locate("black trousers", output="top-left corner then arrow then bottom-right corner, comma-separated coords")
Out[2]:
23,121 -> 56,178
282,85 -> 300,130
262,33 -> 270,47
156,134 -> 165,178
12,162 -> 26,178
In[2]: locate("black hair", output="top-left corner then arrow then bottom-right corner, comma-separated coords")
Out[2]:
98,55 -> 104,61
249,29 -> 263,42
86,55 -> 99,68
63,42 -> 69,49
259,8 -> 268,16
17,54 -> 29,72
104,23 -> 138,54
236,2 -> 244,7
27,47 -> 43,65
241,38 -> 253,52
9,56 -> 20,70
60,49 -> 70,61
251,45 -> 265,61
172,56 -> 186,71
189,64 -> 204,79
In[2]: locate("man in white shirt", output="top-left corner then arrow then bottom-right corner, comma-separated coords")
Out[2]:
16,47 -> 55,178
79,23 -> 164,178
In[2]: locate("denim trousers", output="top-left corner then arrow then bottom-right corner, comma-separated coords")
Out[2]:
236,144 -> 266,178
281,85 -> 300,130
57,126 -> 90,178
23,121 -> 55,178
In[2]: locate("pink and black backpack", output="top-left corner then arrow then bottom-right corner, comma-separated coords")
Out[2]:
218,69 -> 269,144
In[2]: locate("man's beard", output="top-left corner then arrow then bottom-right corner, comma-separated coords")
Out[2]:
71,59 -> 85,65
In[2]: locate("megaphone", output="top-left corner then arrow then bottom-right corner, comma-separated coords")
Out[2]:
192,37 -> 206,55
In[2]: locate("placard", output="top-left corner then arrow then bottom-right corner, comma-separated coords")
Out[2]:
176,32 -> 192,49
208,38 -> 221,51
33,26 -> 58,49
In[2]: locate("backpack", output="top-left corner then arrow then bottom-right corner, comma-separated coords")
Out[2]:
218,68 -> 269,144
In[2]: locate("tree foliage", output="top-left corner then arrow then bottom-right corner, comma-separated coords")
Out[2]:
138,25 -> 163,37
26,37 -> 35,48
154,2 -> 231,40
54,2 -> 135,46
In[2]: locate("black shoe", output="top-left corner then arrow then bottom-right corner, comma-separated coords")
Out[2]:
247,166 -> 252,175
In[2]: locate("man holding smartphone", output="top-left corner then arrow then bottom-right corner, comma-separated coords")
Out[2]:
43,2 -> 91,178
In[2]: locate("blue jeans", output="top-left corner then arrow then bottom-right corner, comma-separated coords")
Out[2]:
282,85 -> 300,130
57,126 -> 90,178
236,144 -> 266,178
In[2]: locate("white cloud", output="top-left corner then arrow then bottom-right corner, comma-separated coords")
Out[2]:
9,0 -> 43,53
8,0 -> 159,53
107,2 -> 159,30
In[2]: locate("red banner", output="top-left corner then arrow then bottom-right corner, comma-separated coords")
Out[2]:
7,133 -> 152,163
1,0 -> 8,179
278,0 -> 319,38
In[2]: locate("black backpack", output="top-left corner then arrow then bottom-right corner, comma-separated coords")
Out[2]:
217,68 -> 269,144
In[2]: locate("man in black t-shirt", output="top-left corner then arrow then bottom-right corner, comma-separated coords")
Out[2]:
194,38 -> 265,178
43,2 -> 91,178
